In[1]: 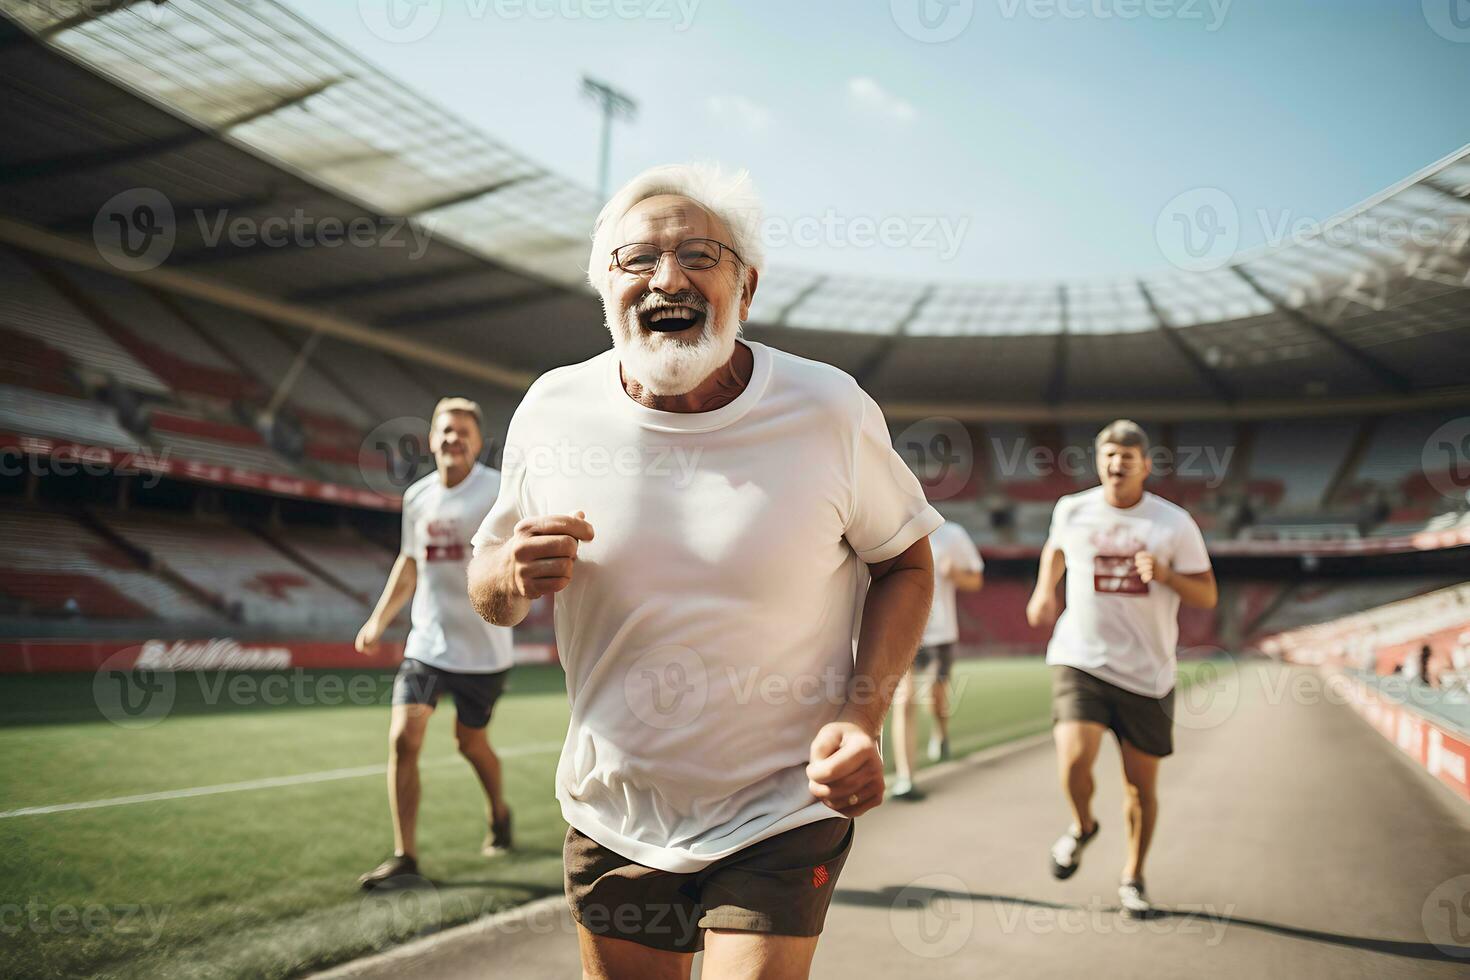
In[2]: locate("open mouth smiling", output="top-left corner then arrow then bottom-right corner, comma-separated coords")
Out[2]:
639,304 -> 706,333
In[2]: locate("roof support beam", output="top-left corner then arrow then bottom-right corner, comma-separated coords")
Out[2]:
406,174 -> 536,215
1043,285 -> 1068,404
375,286 -> 565,328
853,287 -> 935,386
286,264 -> 491,303
1232,266 -> 1413,393
1138,280 -> 1236,403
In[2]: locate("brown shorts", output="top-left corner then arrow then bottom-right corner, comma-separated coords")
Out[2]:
564,817 -> 854,954
1051,665 -> 1174,758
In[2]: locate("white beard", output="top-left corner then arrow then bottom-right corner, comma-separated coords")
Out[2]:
606,301 -> 741,397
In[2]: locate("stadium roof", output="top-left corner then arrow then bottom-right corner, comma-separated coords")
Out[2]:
0,0 -> 1467,417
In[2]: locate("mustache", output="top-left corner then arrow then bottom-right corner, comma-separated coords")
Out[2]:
633,291 -> 709,316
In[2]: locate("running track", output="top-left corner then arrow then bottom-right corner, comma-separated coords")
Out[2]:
318,662 -> 1470,979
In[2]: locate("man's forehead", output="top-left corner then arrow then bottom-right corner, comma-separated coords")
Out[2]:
617,194 -> 729,241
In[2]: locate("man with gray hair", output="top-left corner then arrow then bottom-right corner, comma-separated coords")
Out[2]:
467,163 -> 940,978
1027,419 -> 1217,918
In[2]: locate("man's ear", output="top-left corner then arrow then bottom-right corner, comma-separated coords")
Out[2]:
739,266 -> 760,321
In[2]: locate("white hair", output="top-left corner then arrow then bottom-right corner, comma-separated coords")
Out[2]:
586,162 -> 764,293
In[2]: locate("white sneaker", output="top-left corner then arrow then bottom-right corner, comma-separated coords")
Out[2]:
1118,879 -> 1152,918
1049,820 -> 1099,880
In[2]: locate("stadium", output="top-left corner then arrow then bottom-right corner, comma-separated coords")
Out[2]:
0,2 -> 1467,978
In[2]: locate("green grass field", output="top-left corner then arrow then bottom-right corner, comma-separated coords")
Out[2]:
0,658 -> 1223,979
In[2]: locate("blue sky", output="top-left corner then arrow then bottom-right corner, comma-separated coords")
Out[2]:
289,0 -> 1469,282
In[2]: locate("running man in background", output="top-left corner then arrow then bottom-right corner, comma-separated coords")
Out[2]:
890,519 -> 983,800
354,397 -> 517,888
1026,419 -> 1217,917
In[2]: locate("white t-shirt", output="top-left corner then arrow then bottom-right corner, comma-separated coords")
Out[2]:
1044,487 -> 1211,698
922,521 -> 984,648
401,463 -> 515,673
472,341 -> 942,873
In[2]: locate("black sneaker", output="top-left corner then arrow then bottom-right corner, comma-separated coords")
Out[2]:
482,809 -> 513,856
1049,820 -> 1099,880
358,853 -> 418,890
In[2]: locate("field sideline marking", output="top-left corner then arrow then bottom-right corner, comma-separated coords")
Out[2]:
0,741 -> 563,819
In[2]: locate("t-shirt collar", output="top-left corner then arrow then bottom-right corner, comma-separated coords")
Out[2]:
604,340 -> 772,433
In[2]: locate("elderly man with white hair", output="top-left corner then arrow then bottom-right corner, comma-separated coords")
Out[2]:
468,164 -> 940,979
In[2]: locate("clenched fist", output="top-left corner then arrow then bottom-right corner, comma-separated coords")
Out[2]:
504,511 -> 596,599
1134,551 -> 1171,586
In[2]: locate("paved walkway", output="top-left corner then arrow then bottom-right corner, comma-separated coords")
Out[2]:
319,662 -> 1470,979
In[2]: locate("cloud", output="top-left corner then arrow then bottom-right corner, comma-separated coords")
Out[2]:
847,77 -> 917,123
705,95 -> 773,133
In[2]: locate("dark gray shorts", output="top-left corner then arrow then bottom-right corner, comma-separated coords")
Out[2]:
1051,665 -> 1174,758
564,818 -> 854,954
391,658 -> 508,729
913,642 -> 955,681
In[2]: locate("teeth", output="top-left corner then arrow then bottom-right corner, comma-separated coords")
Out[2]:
647,306 -> 699,322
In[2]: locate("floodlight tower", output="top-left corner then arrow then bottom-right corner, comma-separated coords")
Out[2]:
581,76 -> 638,200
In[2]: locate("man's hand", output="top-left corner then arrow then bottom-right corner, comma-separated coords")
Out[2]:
354,619 -> 383,656
1134,551 -> 1171,587
503,511 -> 596,600
937,555 -> 954,579
807,720 -> 885,818
1026,590 -> 1059,628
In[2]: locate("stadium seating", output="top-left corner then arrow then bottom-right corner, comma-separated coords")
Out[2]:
0,384 -> 136,448
0,247 -> 167,393
101,512 -> 371,630
0,508 -> 214,621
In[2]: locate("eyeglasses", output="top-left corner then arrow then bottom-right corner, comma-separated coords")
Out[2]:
611,238 -> 743,276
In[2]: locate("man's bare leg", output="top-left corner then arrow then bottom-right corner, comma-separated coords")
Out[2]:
454,718 -> 510,827
388,703 -> 434,857
702,929 -> 820,980
1118,739 -> 1161,882
577,926 -> 693,980
931,673 -> 951,747
1053,720 -> 1106,835
891,671 -> 918,787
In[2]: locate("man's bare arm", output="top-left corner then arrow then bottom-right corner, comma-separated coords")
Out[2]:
1026,542 -> 1066,627
467,513 -> 595,627
842,536 -> 935,735
355,555 -> 417,654
806,535 -> 934,819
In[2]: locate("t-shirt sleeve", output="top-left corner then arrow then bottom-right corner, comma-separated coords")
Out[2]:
472,417 -> 530,558
954,525 -> 984,572
1044,496 -> 1074,548
843,386 -> 944,564
1172,511 -> 1212,575
399,491 -> 416,559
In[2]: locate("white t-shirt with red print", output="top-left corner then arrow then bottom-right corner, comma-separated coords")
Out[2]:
1044,487 -> 1211,698
400,463 -> 515,673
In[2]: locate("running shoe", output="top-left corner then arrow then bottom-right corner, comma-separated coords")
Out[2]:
358,853 -> 419,890
1048,820 -> 1099,879
1118,878 -> 1152,918
482,809 -> 513,856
